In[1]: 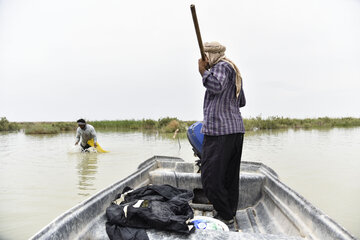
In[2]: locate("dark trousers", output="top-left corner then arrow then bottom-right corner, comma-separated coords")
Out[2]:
201,133 -> 244,220
80,143 -> 91,150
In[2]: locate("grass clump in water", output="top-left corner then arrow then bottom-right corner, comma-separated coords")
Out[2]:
158,117 -> 195,133
163,119 -> 180,133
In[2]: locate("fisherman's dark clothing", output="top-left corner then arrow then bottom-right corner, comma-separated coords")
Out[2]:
80,143 -> 91,150
201,133 -> 244,220
105,184 -> 194,240
201,60 -> 246,221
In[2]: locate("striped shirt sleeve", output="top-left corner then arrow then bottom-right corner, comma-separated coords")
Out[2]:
202,63 -> 229,94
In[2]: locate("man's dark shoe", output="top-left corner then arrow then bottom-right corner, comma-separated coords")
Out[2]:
213,213 -> 235,225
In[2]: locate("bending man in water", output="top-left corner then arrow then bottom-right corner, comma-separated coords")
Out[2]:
198,42 -> 246,225
75,119 -> 98,151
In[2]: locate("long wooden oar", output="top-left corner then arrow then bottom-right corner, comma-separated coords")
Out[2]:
190,4 -> 206,60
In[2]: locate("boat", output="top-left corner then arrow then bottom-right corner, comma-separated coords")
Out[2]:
30,155 -> 357,240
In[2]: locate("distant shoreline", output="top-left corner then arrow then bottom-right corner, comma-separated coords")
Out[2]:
2,116 -> 360,134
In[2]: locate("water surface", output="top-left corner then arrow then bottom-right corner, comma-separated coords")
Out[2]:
0,128 -> 359,239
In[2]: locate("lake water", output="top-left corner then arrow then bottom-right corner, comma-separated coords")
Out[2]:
0,128 -> 359,239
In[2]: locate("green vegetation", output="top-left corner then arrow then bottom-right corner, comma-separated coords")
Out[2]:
19,122 -> 75,134
25,124 -> 61,134
0,117 -> 20,131
2,116 -> 360,135
91,117 -> 195,133
15,117 -> 195,134
90,119 -> 157,130
243,116 -> 360,130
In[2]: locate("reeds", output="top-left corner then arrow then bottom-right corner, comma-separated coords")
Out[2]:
0,117 -> 20,131
2,116 -> 360,134
22,122 -> 76,134
25,124 -> 61,134
15,118 -> 195,134
91,118 -> 195,133
244,116 -> 360,131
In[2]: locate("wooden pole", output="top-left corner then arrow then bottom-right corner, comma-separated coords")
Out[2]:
190,4 -> 206,60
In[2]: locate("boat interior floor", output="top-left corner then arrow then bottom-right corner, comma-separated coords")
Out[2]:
79,202 -> 305,240
31,157 -> 355,240
188,201 -> 305,240
78,162 -> 307,240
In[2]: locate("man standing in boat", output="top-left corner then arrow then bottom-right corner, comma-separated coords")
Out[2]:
198,42 -> 246,225
75,119 -> 98,151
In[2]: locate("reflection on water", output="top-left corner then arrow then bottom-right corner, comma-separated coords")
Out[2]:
76,153 -> 98,196
0,128 -> 359,239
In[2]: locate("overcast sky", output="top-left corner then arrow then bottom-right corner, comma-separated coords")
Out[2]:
1,0 -> 359,122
